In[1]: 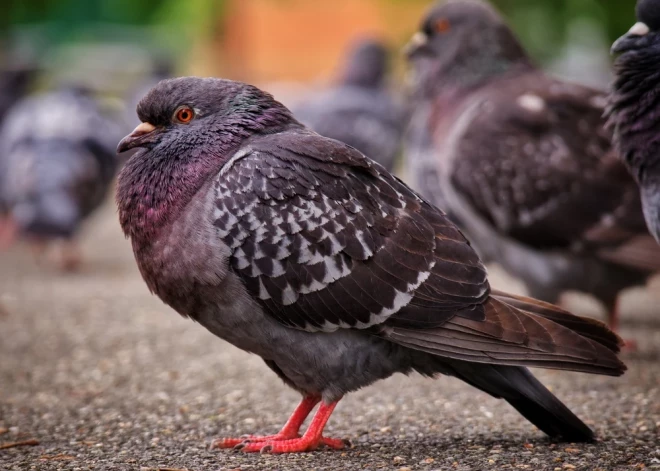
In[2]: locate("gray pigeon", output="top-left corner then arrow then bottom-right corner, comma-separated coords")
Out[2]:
608,0 -> 660,244
0,87 -> 120,267
293,38 -> 406,171
404,0 -> 660,334
116,77 -> 624,453
0,64 -> 35,125
0,64 -> 36,247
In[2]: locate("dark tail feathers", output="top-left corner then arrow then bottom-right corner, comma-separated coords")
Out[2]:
450,362 -> 594,442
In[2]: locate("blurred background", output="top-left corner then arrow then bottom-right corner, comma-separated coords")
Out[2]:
0,0 -> 637,93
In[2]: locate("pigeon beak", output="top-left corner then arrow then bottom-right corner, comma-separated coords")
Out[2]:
611,22 -> 650,54
404,32 -> 429,57
117,122 -> 157,153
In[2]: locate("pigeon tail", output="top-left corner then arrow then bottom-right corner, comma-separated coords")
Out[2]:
449,362 -> 595,442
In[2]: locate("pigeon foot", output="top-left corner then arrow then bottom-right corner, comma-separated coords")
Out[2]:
238,435 -> 348,453
212,432 -> 300,449
214,398 -> 344,454
211,395 -> 321,450
0,216 -> 17,250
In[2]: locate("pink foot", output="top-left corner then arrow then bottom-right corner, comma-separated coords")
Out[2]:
236,435 -> 349,453
211,432 -> 299,449
0,216 -> 17,250
621,338 -> 638,352
212,398 -> 345,454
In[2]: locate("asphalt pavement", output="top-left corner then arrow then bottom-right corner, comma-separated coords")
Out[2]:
1,202 -> 659,471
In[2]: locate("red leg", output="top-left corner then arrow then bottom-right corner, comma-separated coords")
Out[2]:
0,216 -> 17,250
211,395 -> 320,449
58,240 -> 82,272
608,298 -> 620,333
238,399 -> 347,453
608,298 -> 637,351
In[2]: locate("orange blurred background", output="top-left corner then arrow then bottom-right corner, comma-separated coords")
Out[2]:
194,0 -> 428,83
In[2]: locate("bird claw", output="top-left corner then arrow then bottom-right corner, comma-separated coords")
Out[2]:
231,436 -> 349,454
211,433 -> 301,450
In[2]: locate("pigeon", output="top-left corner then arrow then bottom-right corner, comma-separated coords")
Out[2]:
293,38 -> 406,171
608,0 -> 660,244
0,64 -> 35,125
116,77 -> 625,453
404,0 -> 660,333
0,63 -> 37,244
0,87 -> 121,268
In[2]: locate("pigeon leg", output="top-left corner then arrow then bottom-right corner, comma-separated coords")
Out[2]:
608,298 -> 637,351
608,297 -> 621,333
211,395 -> 321,449
237,399 -> 347,453
0,216 -> 17,250
58,240 -> 82,272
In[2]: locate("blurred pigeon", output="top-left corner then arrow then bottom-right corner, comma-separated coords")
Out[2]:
293,38 -> 406,171
0,87 -> 121,269
608,0 -> 660,243
404,0 -> 660,333
116,77 -> 625,453
0,64 -> 36,246
0,65 -> 35,125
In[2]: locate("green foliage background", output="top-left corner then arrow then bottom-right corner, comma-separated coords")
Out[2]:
0,0 -> 637,64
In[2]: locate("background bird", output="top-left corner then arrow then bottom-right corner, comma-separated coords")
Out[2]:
116,77 -> 624,454
292,38 -> 407,171
608,0 -> 660,244
404,0 -> 660,335
0,63 -> 36,125
0,62 -> 37,246
0,86 -> 121,269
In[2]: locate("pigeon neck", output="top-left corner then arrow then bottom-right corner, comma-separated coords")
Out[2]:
116,145 -> 229,245
340,66 -> 384,89
609,48 -> 660,183
442,53 -> 534,91
117,117 -> 300,245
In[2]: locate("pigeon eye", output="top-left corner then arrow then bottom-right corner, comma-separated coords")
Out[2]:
174,106 -> 195,124
435,18 -> 451,34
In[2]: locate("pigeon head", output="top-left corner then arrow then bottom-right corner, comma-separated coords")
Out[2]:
340,38 -> 389,88
637,0 -> 660,31
116,77 -> 297,242
611,0 -> 660,54
405,0 -> 532,93
118,77 -> 294,155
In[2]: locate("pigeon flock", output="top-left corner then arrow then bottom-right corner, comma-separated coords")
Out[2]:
2,0 -> 660,456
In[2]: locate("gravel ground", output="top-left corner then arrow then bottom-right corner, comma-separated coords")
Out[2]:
1,202 -> 660,471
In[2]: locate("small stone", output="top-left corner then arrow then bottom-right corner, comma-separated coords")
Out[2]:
563,465 -> 576,470
524,443 -> 534,449
392,456 -> 405,464
564,448 -> 580,453
398,467 -> 412,471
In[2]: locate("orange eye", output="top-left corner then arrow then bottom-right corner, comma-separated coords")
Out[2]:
174,106 -> 194,123
435,18 -> 451,33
